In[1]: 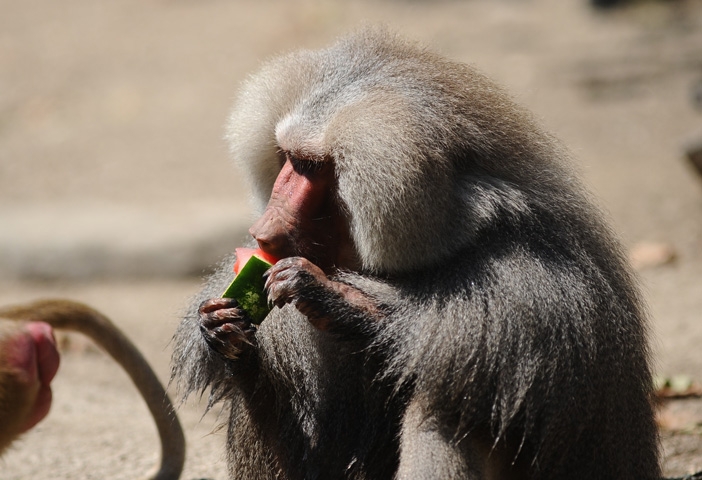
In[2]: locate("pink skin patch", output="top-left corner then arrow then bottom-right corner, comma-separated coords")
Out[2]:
5,322 -> 60,433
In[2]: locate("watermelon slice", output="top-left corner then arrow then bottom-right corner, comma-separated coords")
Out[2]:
222,248 -> 279,324
232,248 -> 280,276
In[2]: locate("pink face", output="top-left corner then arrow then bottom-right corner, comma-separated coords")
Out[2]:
4,321 -> 60,433
248,153 -> 358,273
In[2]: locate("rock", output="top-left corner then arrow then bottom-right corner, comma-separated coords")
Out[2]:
629,241 -> 677,270
685,137 -> 702,177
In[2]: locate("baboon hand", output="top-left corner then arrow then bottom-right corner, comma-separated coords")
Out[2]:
264,257 -> 334,330
199,298 -> 256,360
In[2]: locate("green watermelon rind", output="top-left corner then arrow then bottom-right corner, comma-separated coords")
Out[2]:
221,255 -> 273,324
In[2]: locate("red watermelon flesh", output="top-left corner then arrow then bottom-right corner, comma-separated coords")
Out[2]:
233,248 -> 280,274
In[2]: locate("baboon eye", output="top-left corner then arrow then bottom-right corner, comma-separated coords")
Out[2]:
288,153 -> 323,176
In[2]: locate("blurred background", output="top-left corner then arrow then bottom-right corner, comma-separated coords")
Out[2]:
1,0 -> 702,477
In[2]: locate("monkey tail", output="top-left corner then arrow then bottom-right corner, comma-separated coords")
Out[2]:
0,298 -> 186,480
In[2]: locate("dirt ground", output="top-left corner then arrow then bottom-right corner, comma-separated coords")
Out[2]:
2,0 -> 702,478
